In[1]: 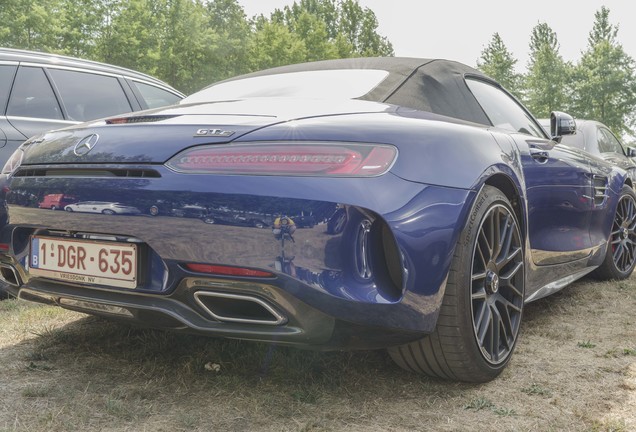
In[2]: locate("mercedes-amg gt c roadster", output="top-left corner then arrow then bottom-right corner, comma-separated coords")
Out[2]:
1,58 -> 634,382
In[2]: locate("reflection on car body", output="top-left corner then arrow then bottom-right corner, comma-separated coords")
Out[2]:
1,58 -> 635,383
64,201 -> 141,215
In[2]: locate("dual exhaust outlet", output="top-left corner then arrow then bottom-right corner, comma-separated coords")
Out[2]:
193,291 -> 287,326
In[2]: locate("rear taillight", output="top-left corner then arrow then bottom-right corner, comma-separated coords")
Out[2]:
166,142 -> 397,177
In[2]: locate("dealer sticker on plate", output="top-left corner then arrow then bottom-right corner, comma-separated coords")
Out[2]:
30,235 -> 138,289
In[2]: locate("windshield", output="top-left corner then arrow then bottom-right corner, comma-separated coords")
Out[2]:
183,69 -> 389,104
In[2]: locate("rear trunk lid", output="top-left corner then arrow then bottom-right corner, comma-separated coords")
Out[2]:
18,98 -> 392,165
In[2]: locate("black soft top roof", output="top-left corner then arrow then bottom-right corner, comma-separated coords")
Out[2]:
217,57 -> 495,125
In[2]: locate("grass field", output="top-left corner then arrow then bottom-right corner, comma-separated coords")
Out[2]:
0,276 -> 635,432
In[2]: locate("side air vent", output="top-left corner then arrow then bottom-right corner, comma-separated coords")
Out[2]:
13,168 -> 161,178
592,175 -> 608,206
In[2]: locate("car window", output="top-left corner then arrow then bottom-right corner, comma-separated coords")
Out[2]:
0,65 -> 17,114
7,66 -> 62,120
465,78 -> 545,138
48,68 -> 132,121
598,127 -> 624,155
132,81 -> 181,109
184,69 -> 390,104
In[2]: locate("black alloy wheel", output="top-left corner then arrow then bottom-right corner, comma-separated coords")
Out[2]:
593,185 -> 636,280
388,186 -> 525,382
610,192 -> 636,272
470,203 -> 524,365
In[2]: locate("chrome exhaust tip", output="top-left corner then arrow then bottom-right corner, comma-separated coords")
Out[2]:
193,291 -> 287,325
0,264 -> 21,286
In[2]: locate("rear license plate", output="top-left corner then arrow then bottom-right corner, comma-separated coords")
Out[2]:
29,236 -> 138,289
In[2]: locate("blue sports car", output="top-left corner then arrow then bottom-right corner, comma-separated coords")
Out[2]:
1,58 -> 634,382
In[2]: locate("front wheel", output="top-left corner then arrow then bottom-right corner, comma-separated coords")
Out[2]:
388,186 -> 525,382
592,185 -> 636,280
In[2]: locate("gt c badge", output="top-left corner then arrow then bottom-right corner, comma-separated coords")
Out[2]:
74,134 -> 99,156
194,129 -> 235,138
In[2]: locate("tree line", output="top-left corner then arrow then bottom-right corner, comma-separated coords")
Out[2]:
0,0 -> 393,94
478,6 -> 636,139
2,2 -> 635,139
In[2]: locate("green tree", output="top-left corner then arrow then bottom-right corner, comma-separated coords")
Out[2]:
524,23 -> 570,117
0,0 -> 64,52
248,19 -> 307,70
338,0 -> 392,56
478,33 -> 522,98
96,0 -> 164,77
157,0 -> 217,93
204,0 -> 252,83
254,0 -> 393,68
570,6 -> 636,136
58,0 -> 106,58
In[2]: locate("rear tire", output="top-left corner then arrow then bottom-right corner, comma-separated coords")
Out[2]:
592,185 -> 636,280
388,186 -> 525,382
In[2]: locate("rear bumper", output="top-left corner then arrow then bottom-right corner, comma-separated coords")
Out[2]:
0,167 -> 475,348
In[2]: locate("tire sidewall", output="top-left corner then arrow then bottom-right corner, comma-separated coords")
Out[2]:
600,185 -> 636,279
448,185 -> 524,378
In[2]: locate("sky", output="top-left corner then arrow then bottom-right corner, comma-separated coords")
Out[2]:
238,0 -> 636,71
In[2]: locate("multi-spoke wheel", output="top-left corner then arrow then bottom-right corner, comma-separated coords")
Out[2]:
389,185 -> 525,382
593,185 -> 636,280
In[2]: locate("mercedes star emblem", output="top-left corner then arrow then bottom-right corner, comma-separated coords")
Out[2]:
74,134 -> 100,156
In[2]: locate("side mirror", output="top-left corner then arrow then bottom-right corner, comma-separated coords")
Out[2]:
626,146 -> 636,158
550,111 -> 576,143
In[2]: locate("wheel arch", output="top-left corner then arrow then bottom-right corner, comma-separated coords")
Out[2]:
483,173 -> 526,243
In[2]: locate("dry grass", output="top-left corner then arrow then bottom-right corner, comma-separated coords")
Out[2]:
0,276 -> 635,432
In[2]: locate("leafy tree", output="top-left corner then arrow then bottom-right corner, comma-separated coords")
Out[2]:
158,0 -> 218,93
0,0 -> 394,92
524,23 -> 570,118
58,0 -> 105,58
570,6 -> 636,136
204,0 -> 252,83
96,0 -> 164,77
257,0 -> 393,66
478,33 -> 522,98
338,0 -> 392,56
248,19 -> 307,70
0,0 -> 64,52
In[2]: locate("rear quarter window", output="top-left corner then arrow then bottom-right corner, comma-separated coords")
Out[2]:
133,81 -> 181,109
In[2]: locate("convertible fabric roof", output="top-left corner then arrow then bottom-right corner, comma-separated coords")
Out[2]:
216,57 -> 496,126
